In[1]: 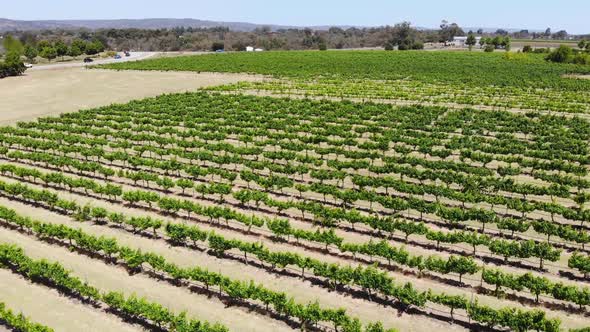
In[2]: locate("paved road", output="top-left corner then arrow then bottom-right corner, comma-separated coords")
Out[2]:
29,52 -> 158,71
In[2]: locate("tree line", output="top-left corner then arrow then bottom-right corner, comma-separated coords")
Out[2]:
2,20 -> 555,53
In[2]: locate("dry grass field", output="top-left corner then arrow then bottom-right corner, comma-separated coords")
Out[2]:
0,67 -> 261,125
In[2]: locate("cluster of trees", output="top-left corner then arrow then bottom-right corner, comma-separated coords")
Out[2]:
384,22 -> 424,50
0,36 -> 25,78
545,45 -> 590,65
2,19 -> 542,52
476,36 -> 511,52
23,38 -> 105,63
2,24 -> 430,52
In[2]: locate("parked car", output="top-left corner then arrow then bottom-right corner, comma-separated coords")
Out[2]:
124,51 -> 131,57
114,54 -> 122,59
24,63 -> 33,68
215,49 -> 225,53
83,57 -> 93,63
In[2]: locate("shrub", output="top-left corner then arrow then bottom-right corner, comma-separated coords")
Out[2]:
412,41 -> 424,50
522,45 -> 533,53
546,45 -> 573,63
384,43 -> 394,51
572,53 -> 590,65
484,44 -> 495,52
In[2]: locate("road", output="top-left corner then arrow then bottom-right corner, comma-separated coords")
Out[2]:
28,52 -> 158,71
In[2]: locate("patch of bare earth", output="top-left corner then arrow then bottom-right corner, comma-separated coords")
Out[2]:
0,68 -> 262,125
563,74 -> 590,80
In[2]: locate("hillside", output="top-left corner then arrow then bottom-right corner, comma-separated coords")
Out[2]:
0,18 -> 298,32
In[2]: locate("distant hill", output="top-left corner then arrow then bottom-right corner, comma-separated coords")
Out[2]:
0,18 -> 549,34
0,18 -> 303,32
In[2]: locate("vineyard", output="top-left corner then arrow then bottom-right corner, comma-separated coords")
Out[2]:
1,50 -> 590,332
102,51 -> 590,115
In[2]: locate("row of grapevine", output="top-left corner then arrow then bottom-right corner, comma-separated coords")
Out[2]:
0,243 -> 228,332
0,302 -> 53,332
0,204 -> 563,332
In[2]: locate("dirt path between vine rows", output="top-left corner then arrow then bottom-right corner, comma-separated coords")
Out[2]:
0,195 -> 472,332
0,68 -> 262,125
0,270 -> 141,332
214,90 -> 590,119
0,227 -> 293,332
1,187 -> 588,331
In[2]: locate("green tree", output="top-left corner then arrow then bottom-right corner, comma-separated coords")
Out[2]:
71,39 -> 87,54
466,33 -> 476,51
68,45 -> 82,58
546,45 -> 573,63
491,36 -> 502,49
478,37 -> 486,48
23,45 -> 38,62
84,41 -> 104,55
439,20 -> 465,42
2,35 -> 24,54
54,40 -> 68,60
388,22 -> 422,51
39,47 -> 57,62
2,50 -> 26,76
502,36 -> 511,51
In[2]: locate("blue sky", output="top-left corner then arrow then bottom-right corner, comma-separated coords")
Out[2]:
4,0 -> 589,34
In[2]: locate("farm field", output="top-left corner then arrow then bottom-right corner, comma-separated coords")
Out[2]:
1,50 -> 590,332
103,51 -> 590,114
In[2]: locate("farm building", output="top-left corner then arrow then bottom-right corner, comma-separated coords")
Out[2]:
245,46 -> 264,52
449,36 -> 481,47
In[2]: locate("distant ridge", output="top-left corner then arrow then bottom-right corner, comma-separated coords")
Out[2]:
0,18 -> 320,32
0,18 -> 551,34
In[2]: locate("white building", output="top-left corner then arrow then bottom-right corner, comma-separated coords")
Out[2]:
254,48 -> 264,52
246,46 -> 254,52
450,36 -> 481,47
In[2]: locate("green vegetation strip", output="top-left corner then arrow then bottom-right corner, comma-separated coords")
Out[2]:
98,51 -> 590,90
0,302 -> 53,332
0,243 -> 228,332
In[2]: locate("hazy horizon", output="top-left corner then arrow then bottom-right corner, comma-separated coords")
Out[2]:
3,0 -> 589,34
